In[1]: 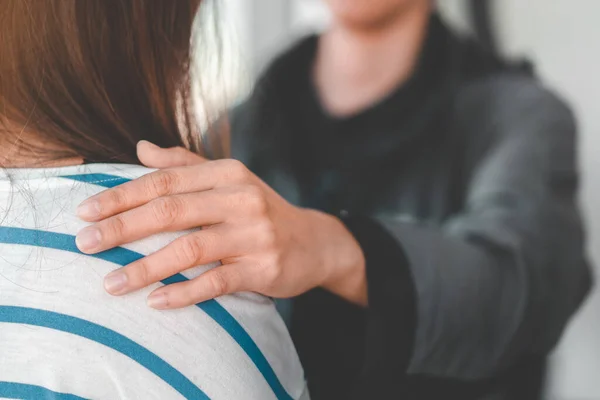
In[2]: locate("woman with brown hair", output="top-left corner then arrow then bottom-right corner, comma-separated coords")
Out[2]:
0,1 -> 307,399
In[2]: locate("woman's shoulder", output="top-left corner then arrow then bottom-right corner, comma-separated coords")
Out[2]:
450,25 -> 573,130
452,72 -> 576,141
448,72 -> 578,185
0,163 -> 307,400
458,72 -> 572,110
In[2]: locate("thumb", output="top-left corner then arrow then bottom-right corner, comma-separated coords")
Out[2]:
137,140 -> 207,168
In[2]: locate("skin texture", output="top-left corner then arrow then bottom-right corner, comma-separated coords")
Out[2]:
315,0 -> 430,116
76,141 -> 367,308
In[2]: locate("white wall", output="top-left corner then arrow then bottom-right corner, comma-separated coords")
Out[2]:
222,0 -> 294,76
492,2 -> 600,399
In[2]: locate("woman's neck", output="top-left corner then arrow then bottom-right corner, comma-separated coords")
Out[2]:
313,2 -> 431,117
0,127 -> 84,168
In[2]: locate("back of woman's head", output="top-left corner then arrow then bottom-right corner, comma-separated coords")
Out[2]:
0,0 -> 203,164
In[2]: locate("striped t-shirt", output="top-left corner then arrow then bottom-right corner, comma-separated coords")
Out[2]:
0,163 -> 309,400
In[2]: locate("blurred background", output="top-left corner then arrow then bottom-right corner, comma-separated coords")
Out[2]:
212,1 -> 600,399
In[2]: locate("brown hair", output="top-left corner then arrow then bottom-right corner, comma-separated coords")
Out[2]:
0,0 -> 204,165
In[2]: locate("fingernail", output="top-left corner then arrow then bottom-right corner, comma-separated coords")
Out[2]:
76,200 -> 101,219
104,271 -> 128,294
147,292 -> 169,309
76,227 -> 101,251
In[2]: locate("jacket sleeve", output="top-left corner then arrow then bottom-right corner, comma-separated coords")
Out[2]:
344,76 -> 593,382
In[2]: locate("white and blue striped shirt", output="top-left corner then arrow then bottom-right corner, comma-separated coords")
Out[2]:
0,164 -> 309,400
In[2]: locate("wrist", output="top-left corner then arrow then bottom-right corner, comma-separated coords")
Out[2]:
304,209 -> 368,306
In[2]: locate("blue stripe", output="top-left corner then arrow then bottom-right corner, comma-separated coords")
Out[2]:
60,173 -> 131,188
0,381 -> 86,400
60,172 -> 293,400
0,224 -> 293,399
0,227 -> 140,266
163,275 -> 295,400
0,306 -> 208,400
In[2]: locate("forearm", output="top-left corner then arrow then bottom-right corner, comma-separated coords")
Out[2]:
304,205 -> 590,382
378,213 -> 591,379
381,219 -> 524,378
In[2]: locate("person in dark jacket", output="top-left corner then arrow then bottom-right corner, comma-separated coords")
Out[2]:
74,1 -> 592,399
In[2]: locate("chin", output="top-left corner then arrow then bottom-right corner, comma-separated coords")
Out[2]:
325,0 -> 426,29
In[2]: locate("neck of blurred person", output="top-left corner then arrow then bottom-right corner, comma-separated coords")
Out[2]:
314,0 -> 432,117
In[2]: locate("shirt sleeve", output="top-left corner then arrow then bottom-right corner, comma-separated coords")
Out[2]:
347,76 -> 593,384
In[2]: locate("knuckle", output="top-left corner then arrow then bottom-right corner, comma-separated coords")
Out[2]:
241,186 -> 267,214
107,214 -> 127,238
176,234 -> 205,265
225,188 -> 246,209
256,222 -> 277,248
147,170 -> 178,197
207,272 -> 229,297
260,256 -> 282,285
222,159 -> 248,181
174,146 -> 189,157
107,187 -> 128,208
150,197 -> 183,227
136,260 -> 153,286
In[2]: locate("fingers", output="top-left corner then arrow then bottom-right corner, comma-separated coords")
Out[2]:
76,158 -> 252,222
146,263 -> 258,309
137,141 -> 207,168
76,167 -> 210,222
76,189 -> 232,253
103,228 -> 230,296
102,225 -> 256,297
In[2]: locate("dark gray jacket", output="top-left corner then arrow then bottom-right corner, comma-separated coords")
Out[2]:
227,16 -> 592,400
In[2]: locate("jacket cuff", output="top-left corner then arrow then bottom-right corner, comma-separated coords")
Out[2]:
342,215 -> 417,392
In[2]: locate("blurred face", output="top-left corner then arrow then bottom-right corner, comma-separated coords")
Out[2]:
324,0 -> 428,30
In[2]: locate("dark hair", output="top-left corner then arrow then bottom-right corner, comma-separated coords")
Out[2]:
0,0 -> 204,164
